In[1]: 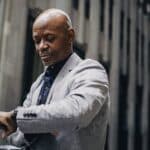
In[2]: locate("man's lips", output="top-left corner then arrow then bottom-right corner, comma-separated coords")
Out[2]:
40,55 -> 51,61
40,53 -> 51,57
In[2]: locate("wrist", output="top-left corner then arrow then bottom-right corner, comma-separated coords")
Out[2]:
11,109 -> 18,130
11,109 -> 18,119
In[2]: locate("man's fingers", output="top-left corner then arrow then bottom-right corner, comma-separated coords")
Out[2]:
1,131 -> 6,139
0,130 -> 7,139
0,112 -> 16,138
0,114 -> 15,130
0,119 -> 10,131
0,117 -> 9,127
51,130 -> 59,137
0,116 -> 16,138
5,130 -> 13,138
0,127 -> 14,139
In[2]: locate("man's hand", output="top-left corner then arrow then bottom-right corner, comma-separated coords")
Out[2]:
51,130 -> 59,137
0,111 -> 17,139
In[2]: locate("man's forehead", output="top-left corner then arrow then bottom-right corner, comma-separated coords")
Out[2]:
32,29 -> 56,37
32,21 -> 64,38
33,13 -> 67,30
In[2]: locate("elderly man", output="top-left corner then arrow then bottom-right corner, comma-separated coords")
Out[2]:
0,8 -> 110,150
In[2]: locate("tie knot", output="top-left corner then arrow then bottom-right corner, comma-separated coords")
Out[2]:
45,67 -> 53,77
43,68 -> 54,84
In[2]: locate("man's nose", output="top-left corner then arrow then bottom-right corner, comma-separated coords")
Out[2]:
38,40 -> 48,51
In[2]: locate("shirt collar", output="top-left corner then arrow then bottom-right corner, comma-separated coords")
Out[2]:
44,53 -> 73,77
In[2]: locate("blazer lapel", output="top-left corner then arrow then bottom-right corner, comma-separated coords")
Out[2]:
46,52 -> 82,104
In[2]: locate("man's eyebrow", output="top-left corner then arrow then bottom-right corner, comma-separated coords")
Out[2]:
43,31 -> 56,36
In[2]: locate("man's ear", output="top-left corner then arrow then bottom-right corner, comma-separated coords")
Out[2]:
68,28 -> 75,43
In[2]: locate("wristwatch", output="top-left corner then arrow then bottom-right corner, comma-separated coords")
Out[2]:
11,108 -> 18,124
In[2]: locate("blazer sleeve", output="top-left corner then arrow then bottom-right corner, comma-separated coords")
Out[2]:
16,60 -> 110,134
7,73 -> 44,146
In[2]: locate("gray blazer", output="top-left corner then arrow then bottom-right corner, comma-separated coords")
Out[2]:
8,53 -> 110,150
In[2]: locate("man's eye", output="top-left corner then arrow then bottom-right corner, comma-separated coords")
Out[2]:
46,35 -> 55,42
34,39 -> 41,44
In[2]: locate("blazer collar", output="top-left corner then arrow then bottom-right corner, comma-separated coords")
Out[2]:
46,52 -> 82,104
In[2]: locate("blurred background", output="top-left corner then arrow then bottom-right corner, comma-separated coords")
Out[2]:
0,0 -> 149,150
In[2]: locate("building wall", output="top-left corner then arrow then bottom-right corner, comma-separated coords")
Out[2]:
0,0 -> 149,149
0,0 -> 27,111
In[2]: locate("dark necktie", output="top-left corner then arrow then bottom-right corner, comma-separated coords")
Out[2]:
37,68 -> 54,105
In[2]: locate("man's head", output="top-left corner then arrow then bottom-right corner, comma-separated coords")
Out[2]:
32,8 -> 75,66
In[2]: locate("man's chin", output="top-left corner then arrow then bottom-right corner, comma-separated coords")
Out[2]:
42,61 -> 53,66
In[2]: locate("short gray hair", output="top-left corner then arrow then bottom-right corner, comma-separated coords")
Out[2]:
41,8 -> 73,28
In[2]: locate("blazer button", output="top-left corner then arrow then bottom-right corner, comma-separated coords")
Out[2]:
33,113 -> 37,117
30,113 -> 34,117
30,113 -> 37,117
23,113 -> 27,117
29,113 -> 32,117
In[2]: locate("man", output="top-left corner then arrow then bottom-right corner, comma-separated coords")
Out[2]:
0,8 -> 110,150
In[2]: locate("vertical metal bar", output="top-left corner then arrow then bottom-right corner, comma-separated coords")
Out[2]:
103,0 -> 110,63
0,0 -> 5,56
86,0 -> 100,60
76,0 -> 85,44
127,0 -> 137,150
108,0 -> 121,150
122,0 -> 129,76
134,5 -> 144,150
0,0 -> 28,110
141,15 -> 149,150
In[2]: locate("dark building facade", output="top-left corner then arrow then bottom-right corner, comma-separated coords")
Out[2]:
0,0 -> 149,150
